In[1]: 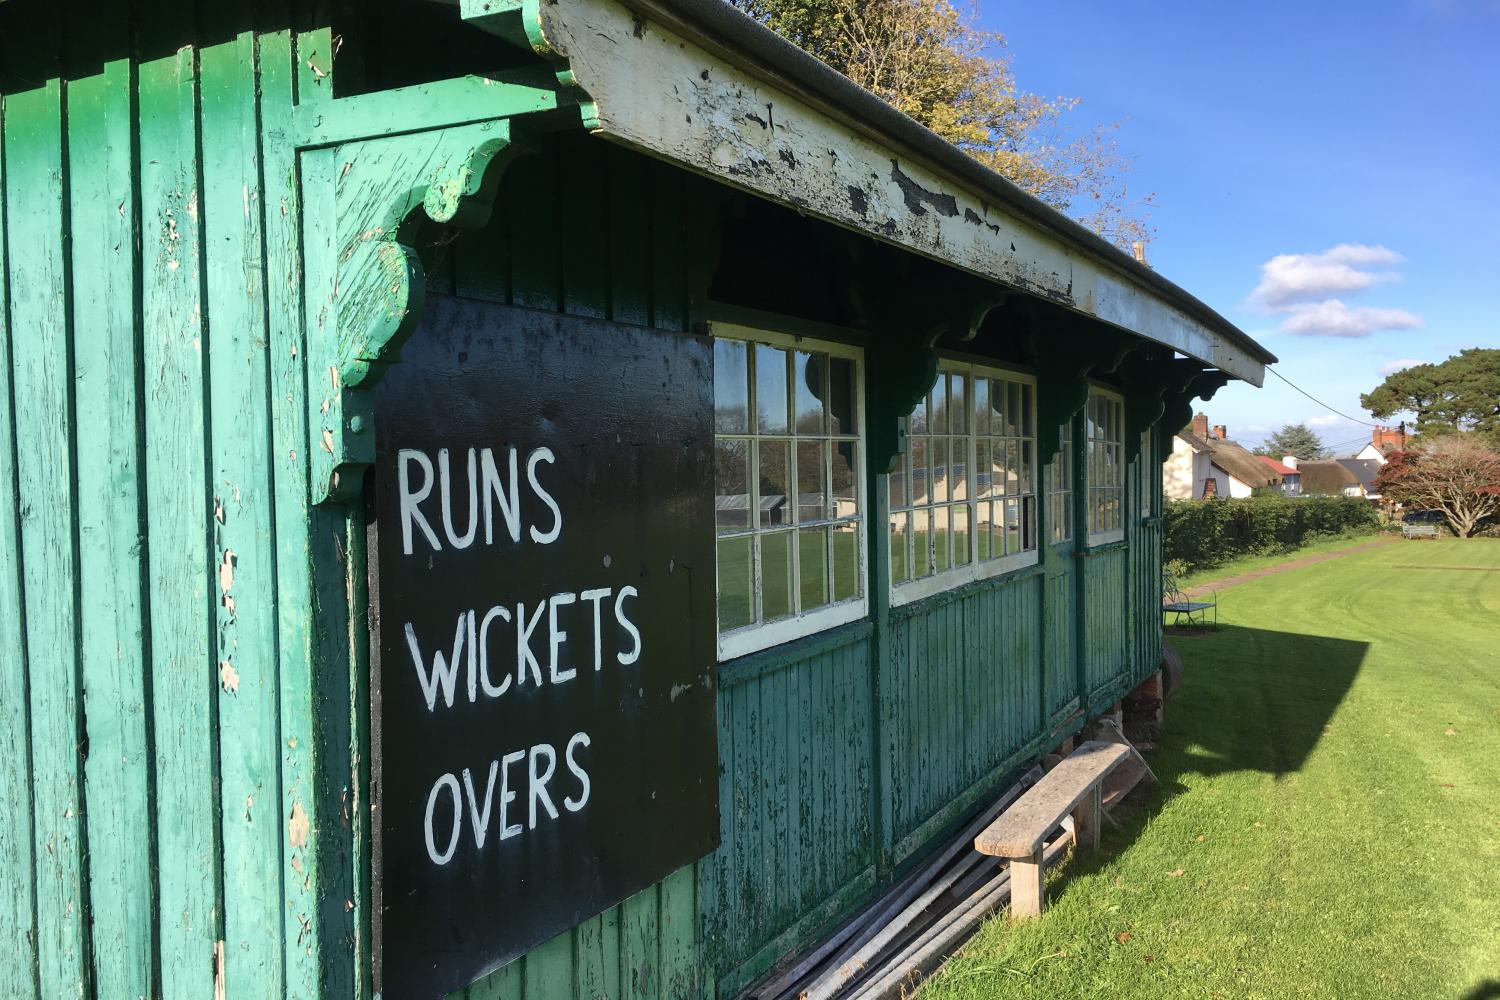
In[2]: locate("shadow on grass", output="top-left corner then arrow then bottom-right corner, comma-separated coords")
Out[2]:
1162,623 -> 1370,780
1062,623 -> 1370,881
1461,982 -> 1500,1000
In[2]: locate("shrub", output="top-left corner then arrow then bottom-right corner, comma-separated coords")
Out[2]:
1163,494 -> 1379,571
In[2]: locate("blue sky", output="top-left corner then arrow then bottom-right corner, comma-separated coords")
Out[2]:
980,0 -> 1500,454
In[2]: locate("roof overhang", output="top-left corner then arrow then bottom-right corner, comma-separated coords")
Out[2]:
448,0 -> 1274,384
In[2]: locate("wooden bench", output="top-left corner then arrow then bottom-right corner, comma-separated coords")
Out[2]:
1402,522 -> 1441,539
973,740 -> 1131,918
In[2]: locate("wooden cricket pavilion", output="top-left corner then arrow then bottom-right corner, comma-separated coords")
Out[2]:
0,1 -> 1273,997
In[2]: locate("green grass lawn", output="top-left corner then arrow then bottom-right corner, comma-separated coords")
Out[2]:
919,537 -> 1500,1000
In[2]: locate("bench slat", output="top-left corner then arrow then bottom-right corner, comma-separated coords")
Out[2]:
974,741 -> 1130,857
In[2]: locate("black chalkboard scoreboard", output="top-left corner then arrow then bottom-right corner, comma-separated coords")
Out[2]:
368,296 -> 719,999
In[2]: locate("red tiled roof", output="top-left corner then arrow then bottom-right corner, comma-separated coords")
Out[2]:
1255,455 -> 1297,476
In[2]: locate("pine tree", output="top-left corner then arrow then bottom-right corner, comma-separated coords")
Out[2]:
1254,423 -> 1330,461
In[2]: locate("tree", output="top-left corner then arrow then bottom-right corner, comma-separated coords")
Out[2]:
726,0 -> 1153,248
1373,436 -> 1500,538
1361,348 -> 1500,445
1253,423 -> 1330,461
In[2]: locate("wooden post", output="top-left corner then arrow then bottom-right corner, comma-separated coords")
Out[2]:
1009,849 -> 1045,918
1073,786 -> 1102,852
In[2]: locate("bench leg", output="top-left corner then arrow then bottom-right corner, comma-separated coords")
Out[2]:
1009,848 -> 1045,918
1073,785 -> 1102,852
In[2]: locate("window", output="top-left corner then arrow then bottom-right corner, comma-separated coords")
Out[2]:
1048,419 -> 1073,544
1087,388 -> 1125,543
713,327 -> 866,659
889,362 -> 1037,603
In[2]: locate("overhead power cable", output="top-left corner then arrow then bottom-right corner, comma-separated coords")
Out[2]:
1265,365 -> 1379,428
1324,433 -> 1374,453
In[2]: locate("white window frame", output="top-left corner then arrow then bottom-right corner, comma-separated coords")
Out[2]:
889,359 -> 1039,607
1087,386 -> 1126,546
1138,427 -> 1158,521
712,323 -> 868,661
1048,417 -> 1074,545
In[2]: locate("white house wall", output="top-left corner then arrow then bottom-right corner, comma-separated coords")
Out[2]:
1164,436 -> 1195,499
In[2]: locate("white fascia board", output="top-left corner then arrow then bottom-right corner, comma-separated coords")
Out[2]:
526,0 -> 1266,385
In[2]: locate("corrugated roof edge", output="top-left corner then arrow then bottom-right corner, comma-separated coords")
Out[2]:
622,0 -> 1277,367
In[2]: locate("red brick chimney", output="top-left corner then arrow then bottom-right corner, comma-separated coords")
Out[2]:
1372,425 -> 1406,453
1191,412 -> 1209,438
1212,424 -> 1227,440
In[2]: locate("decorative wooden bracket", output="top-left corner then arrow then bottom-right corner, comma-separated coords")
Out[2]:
1119,352 -> 1191,462
305,119 -> 534,503
861,275 -> 1006,473
1158,368 -> 1231,459
444,0 -> 611,126
1029,317 -> 1140,469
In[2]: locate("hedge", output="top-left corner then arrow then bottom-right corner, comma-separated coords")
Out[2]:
1163,494 -> 1379,572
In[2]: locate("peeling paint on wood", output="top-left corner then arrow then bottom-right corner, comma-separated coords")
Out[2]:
288,802 -> 310,850
519,0 -> 1263,382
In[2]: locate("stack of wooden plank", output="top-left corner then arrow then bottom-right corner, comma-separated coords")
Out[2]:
745,766 -> 1071,1000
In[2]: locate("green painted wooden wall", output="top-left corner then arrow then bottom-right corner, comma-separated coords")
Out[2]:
0,11 -> 388,996
0,9 -> 1179,999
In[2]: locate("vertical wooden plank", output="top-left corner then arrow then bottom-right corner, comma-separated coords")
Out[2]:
619,885 -> 659,1000
731,680 -> 755,958
920,610 -> 936,823
703,693 -> 729,973
894,617 -> 918,839
138,47 -> 221,1000
347,506 -> 376,1000
851,642 -> 872,861
658,864 -> 700,1000
295,136 -> 362,1000
574,908 -> 620,1000
767,667 -> 788,928
294,26 -> 336,107
254,31 -> 324,998
647,160 -> 686,332
67,59 -> 157,1000
523,930 -> 576,1000
606,144 -> 649,328
199,35 -> 287,997
5,80 -> 91,1000
560,132 -> 607,319
0,87 -> 42,1000
828,650 -> 844,882
895,619 -> 912,840
965,594 -> 982,779
841,643 -> 859,864
508,142 -> 560,311
800,652 -> 818,898
888,620 -> 905,841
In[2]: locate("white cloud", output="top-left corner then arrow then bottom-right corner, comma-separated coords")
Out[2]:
1247,243 -> 1423,338
1378,358 -> 1430,375
1250,244 -> 1404,309
1305,414 -> 1343,428
1279,300 -> 1424,338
